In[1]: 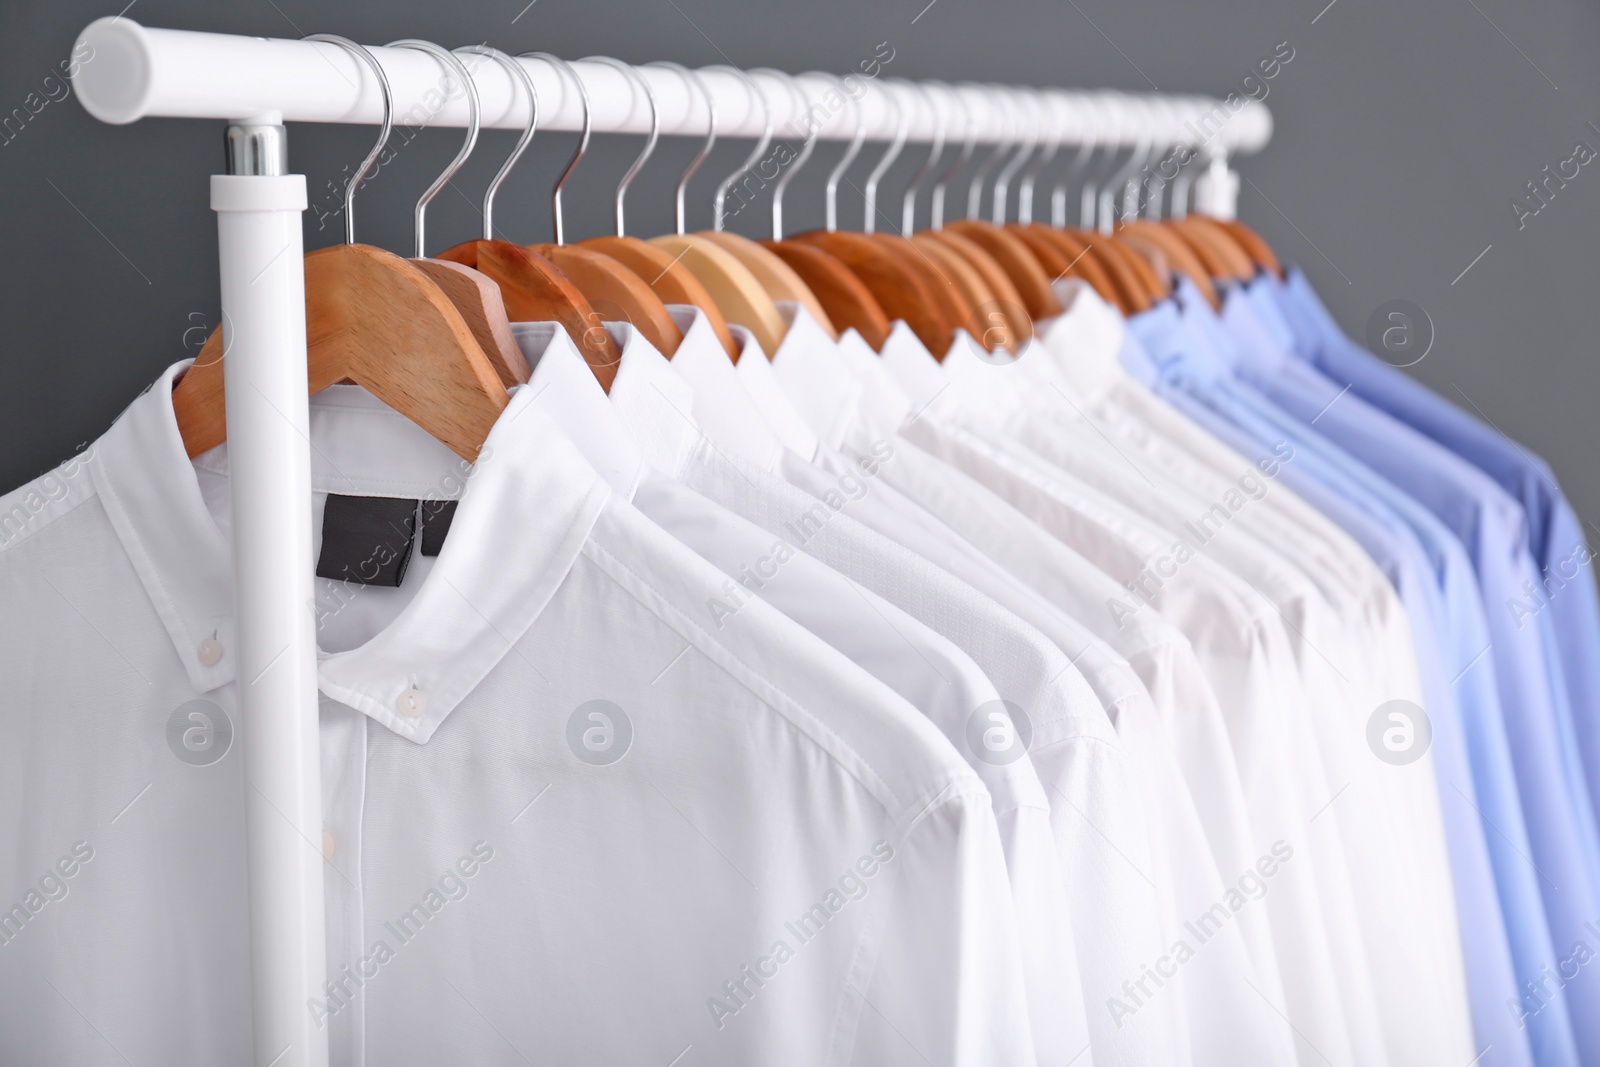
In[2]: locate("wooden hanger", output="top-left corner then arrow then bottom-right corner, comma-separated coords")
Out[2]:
1035,226 -> 1147,313
569,62 -> 736,362
173,37 -> 520,462
1184,216 -> 1257,279
1008,223 -> 1129,313
697,231 -> 837,339
874,232 -> 985,341
437,240 -> 621,390
910,233 -> 1009,350
1170,216 -> 1254,282
531,243 -> 683,356
397,44 -> 536,389
923,229 -> 1033,349
651,234 -> 788,358
514,53 -> 683,358
942,219 -> 1063,320
177,243 -> 508,461
735,67 -> 893,351
791,229 -> 955,358
1067,227 -> 1163,308
1117,220 -> 1217,308
582,235 -> 739,359
762,239 -> 891,351
408,259 -> 529,386
1215,218 -> 1282,278
421,47 -> 620,387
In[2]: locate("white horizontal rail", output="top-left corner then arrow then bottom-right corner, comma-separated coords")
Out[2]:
72,19 -> 1271,154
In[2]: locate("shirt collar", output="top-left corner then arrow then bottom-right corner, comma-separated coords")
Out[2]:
833,328 -> 914,428
662,305 -> 790,473
727,325 -> 821,461
1038,278 -> 1131,403
769,302 -> 865,451
512,320 -> 645,499
1219,286 -> 1292,376
92,362 -> 610,744
933,330 -> 1033,424
878,320 -> 946,411
608,323 -> 706,479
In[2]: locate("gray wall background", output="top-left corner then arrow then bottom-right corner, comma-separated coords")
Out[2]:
3,0 -> 1597,522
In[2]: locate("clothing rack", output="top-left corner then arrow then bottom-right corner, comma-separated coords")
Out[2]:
69,17 -> 1270,1066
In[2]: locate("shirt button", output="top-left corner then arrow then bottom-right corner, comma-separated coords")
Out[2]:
197,637 -> 223,667
397,688 -> 427,717
322,830 -> 336,860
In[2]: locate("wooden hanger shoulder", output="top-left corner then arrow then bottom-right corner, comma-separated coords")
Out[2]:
924,229 -> 1033,348
580,234 -> 739,360
176,243 -> 509,461
436,239 -> 621,391
1009,224 -> 1128,313
909,233 -> 1008,350
761,239 -> 891,351
1117,220 -> 1217,308
941,219 -> 1063,319
1215,218 -> 1282,278
789,229 -> 953,358
408,258 -> 530,386
695,230 -> 838,339
649,233 -> 788,359
531,243 -> 684,358
1169,217 -> 1252,282
1062,228 -> 1154,313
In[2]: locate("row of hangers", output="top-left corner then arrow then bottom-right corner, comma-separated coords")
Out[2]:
173,38 -> 1285,465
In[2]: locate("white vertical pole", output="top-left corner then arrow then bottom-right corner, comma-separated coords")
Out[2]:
212,120 -> 329,1067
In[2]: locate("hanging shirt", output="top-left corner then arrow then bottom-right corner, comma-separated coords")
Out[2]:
0,358 -> 1038,1067
1272,267 -> 1600,865
1038,284 -> 1547,1067
1128,294 -> 1558,1067
767,319 -> 1299,1066
880,325 -> 1395,1067
1217,281 -> 1600,1066
603,331 -> 1187,1067
514,315 -> 1089,1067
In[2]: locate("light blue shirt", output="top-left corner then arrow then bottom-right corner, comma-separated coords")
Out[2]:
1125,297 -> 1579,1067
1214,281 -> 1600,1066
1272,268 -> 1600,856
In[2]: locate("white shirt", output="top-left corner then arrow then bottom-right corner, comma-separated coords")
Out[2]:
0,357 -> 1036,1067
893,332 -> 1388,1067
516,316 -> 1089,1067
1033,283 -> 1473,1066
605,321 -> 1188,1067
771,319 -> 1301,1066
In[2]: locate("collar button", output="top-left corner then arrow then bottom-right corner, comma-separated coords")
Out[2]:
197,637 -> 224,667
397,688 -> 427,718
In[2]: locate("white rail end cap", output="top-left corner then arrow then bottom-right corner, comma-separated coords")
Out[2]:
74,17 -> 155,125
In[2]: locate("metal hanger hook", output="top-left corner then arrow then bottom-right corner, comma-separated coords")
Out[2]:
706,65 -> 773,232
648,62 -> 716,235
823,72 -> 869,232
386,40 -> 480,258
993,87 -> 1039,224
862,79 -> 909,234
454,46 -> 536,241
930,84 -> 977,230
1051,92 -> 1098,228
303,35 -> 393,246
901,80 -> 947,234
1018,90 -> 1063,225
753,68 -> 818,240
965,84 -> 1015,221
583,57 -> 660,238
520,52 -> 589,245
